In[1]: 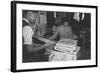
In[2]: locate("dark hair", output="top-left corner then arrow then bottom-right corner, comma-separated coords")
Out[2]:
55,17 -> 71,26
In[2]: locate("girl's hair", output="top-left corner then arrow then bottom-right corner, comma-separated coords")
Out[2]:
55,17 -> 71,26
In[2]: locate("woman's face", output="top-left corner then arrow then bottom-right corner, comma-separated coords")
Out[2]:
27,11 -> 37,23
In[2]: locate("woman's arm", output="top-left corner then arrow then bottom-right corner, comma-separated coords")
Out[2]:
26,42 -> 54,53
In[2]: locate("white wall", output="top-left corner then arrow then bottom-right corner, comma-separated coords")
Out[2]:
0,0 -> 100,73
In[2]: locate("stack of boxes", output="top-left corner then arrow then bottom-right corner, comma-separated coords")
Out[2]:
49,38 -> 80,61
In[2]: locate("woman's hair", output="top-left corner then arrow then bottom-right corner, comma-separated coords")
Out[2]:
22,10 -> 38,18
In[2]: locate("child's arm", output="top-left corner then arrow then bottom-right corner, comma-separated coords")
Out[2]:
49,29 -> 58,40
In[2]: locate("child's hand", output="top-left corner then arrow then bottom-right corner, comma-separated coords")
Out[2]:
73,34 -> 78,39
44,42 -> 54,47
45,48 -> 53,55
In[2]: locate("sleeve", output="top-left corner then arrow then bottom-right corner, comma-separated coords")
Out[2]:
23,26 -> 34,45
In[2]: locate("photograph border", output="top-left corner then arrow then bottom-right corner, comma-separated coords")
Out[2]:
11,1 -> 98,72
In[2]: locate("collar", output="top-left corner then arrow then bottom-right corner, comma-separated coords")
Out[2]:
22,18 -> 31,25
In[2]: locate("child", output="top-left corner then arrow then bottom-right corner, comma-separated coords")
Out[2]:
49,20 -> 78,40
46,20 -> 79,61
